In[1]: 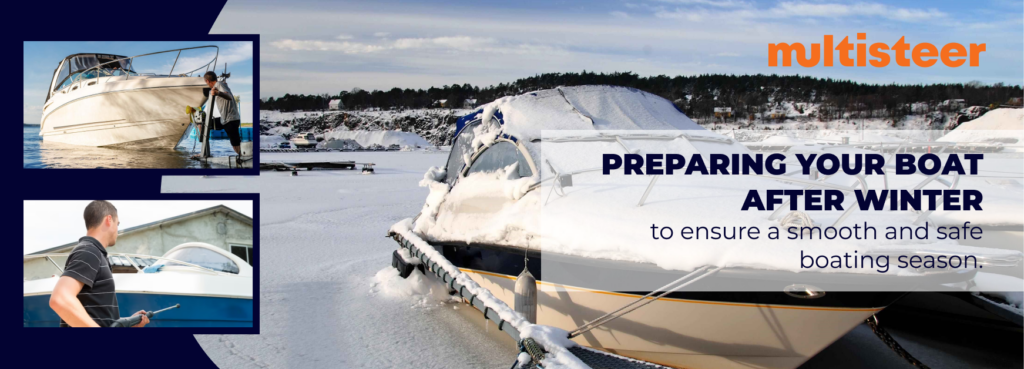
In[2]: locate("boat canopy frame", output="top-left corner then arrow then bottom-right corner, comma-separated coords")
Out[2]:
445,114 -> 539,189
47,45 -> 219,103
459,135 -> 538,181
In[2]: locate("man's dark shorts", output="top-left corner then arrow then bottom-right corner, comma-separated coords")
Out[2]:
214,118 -> 242,146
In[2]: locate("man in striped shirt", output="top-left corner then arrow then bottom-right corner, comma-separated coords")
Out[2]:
49,201 -> 149,327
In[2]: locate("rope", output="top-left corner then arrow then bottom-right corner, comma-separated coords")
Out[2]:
567,266 -> 721,339
520,337 -> 546,368
865,315 -> 931,369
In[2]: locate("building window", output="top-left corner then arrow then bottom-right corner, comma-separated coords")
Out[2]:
230,244 -> 253,266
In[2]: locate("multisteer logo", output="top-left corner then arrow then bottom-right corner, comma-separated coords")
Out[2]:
770,33 -> 985,67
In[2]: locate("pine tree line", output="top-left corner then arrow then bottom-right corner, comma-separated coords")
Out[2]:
260,71 -> 1021,122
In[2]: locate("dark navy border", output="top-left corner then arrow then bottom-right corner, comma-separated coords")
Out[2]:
20,34 -> 260,175
9,2 -> 257,367
16,194 -> 259,368
20,194 -> 261,335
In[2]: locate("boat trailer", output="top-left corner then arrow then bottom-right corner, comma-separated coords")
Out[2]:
388,231 -> 673,369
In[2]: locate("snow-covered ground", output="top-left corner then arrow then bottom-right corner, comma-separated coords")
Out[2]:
162,152 -> 517,368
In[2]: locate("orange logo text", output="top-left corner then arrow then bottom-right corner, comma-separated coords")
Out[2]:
770,33 -> 984,67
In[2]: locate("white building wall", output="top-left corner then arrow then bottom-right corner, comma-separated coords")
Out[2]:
24,212 -> 252,281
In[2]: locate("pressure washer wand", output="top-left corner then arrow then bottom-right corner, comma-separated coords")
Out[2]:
109,304 -> 181,327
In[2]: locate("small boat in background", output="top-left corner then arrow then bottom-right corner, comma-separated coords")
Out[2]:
40,46 -> 219,147
24,242 -> 253,327
290,132 -> 318,148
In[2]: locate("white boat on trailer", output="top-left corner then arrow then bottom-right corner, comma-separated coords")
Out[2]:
391,85 -> 1022,369
40,46 -> 220,147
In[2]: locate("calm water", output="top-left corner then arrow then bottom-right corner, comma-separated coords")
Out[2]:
24,124 -> 240,169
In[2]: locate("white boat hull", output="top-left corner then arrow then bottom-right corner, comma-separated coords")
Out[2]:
291,138 -> 316,148
40,76 -> 207,147
463,269 -> 882,369
24,265 -> 252,327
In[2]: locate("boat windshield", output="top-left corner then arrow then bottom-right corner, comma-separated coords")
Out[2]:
160,246 -> 240,274
53,54 -> 135,92
306,133 -> 315,140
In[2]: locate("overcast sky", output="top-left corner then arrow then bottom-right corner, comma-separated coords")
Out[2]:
23,41 -> 253,124
23,200 -> 253,255
210,0 -> 1022,99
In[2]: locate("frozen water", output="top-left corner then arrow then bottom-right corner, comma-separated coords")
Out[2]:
163,151 -> 518,368
23,124 -> 240,169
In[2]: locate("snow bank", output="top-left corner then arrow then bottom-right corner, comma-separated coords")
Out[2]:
265,125 -> 293,136
325,130 -> 431,149
938,109 -> 1024,143
370,266 -> 455,308
259,135 -> 288,148
323,138 -> 362,150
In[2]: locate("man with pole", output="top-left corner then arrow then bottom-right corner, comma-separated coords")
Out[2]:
49,201 -> 150,327
197,70 -> 243,155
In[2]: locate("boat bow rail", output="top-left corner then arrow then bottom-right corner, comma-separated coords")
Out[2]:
388,222 -> 673,369
69,45 -> 220,87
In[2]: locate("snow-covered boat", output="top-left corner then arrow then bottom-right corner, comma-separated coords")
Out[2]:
938,108 -> 1024,153
40,47 -> 218,147
24,242 -> 253,327
396,85 -> 1022,368
290,132 -> 318,148
774,117 -> 1024,330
